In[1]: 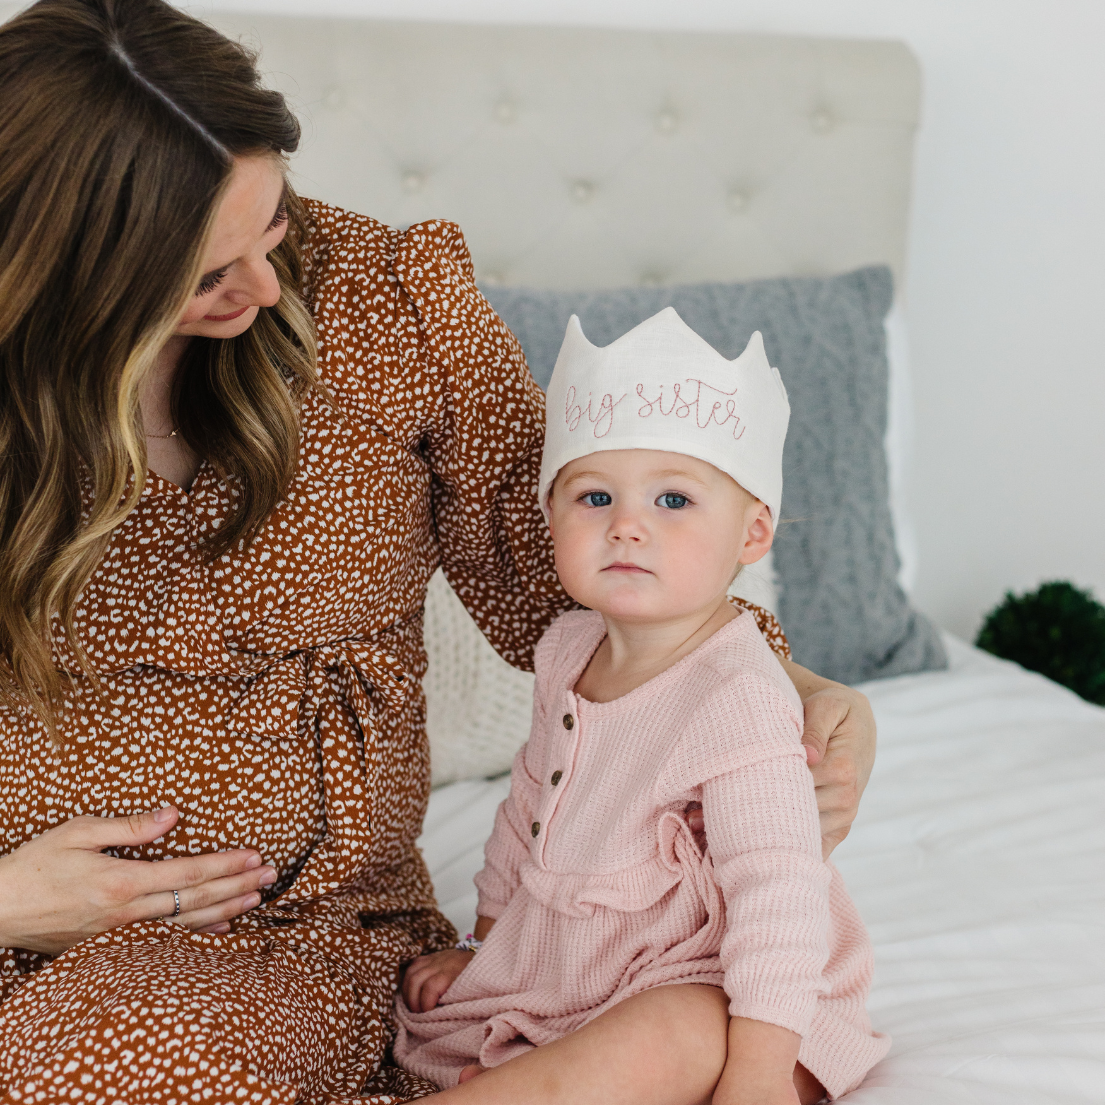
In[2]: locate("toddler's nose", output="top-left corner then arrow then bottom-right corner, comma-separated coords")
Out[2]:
607,510 -> 645,543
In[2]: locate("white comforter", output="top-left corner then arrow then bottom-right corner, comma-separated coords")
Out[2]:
417,636 -> 1105,1102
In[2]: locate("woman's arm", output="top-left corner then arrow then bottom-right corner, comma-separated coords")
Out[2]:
0,807 -> 276,955
394,222 -> 570,671
779,658 -> 877,860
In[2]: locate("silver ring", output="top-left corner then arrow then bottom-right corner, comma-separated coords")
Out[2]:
170,889 -> 181,918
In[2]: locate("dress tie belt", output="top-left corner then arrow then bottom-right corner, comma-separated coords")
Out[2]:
225,639 -> 411,743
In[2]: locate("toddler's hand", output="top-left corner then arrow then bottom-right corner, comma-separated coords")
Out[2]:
712,1074 -> 801,1105
401,949 -> 475,1012
712,1018 -> 811,1105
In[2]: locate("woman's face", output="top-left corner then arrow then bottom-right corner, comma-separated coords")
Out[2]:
174,155 -> 289,340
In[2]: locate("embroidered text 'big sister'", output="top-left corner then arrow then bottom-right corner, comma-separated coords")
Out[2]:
539,308 -> 790,524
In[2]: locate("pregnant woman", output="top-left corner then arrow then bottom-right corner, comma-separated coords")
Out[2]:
0,1 -> 878,1101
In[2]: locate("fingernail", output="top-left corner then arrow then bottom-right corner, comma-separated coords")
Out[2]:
246,893 -> 262,908
154,806 -> 175,823
259,867 -> 277,887
245,853 -> 262,869
213,923 -> 231,934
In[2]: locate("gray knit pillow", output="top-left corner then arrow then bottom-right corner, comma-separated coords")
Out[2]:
484,267 -> 946,685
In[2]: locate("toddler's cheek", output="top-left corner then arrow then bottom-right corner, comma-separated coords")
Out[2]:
552,524 -> 594,592
666,533 -> 736,603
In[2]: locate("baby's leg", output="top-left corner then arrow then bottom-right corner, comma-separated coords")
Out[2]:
430,985 -> 825,1105
426,983 -> 728,1105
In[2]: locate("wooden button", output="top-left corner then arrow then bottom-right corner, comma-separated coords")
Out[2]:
531,821 -> 540,838
562,714 -> 575,729
551,770 -> 562,786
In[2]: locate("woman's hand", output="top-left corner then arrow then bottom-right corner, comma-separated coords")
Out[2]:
686,660 -> 877,860
793,678 -> 877,858
0,806 -> 277,956
780,658 -> 877,858
401,949 -> 474,1013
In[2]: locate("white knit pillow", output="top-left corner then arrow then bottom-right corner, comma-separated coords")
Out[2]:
422,558 -> 778,787
423,569 -> 536,787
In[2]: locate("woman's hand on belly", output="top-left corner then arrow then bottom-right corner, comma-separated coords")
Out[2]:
0,806 -> 276,956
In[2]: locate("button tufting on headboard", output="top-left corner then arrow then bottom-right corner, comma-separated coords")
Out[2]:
727,188 -> 751,214
195,15 -> 920,292
569,180 -> 596,204
321,84 -> 346,111
654,108 -> 678,134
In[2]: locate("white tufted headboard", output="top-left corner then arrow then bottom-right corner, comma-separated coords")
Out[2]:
0,4 -> 920,283
0,4 -> 922,784
196,14 -> 921,292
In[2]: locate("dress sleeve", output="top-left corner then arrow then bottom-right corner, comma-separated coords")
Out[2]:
394,220 -> 571,671
698,715 -> 830,1034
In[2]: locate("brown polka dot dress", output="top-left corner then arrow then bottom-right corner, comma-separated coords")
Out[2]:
0,201 -> 790,1102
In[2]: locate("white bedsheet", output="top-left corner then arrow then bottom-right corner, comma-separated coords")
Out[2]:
417,636 -> 1105,1102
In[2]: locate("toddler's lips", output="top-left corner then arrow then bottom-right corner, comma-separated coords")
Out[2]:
603,563 -> 651,573
204,305 -> 251,322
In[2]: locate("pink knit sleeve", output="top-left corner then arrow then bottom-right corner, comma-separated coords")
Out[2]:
472,617 -> 563,919
697,683 -> 831,1034
472,739 -> 542,920
663,670 -> 831,1035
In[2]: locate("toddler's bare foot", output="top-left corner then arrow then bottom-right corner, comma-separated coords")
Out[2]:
457,1064 -> 486,1084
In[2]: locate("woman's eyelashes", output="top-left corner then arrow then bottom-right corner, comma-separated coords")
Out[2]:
193,204 -> 287,296
195,266 -> 229,297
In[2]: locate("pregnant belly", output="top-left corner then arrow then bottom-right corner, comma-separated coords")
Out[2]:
0,668 -> 327,895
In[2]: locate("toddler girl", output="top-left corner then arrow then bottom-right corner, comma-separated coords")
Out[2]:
394,308 -> 889,1103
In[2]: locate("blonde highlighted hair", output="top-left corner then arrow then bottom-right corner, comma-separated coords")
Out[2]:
0,0 -> 319,732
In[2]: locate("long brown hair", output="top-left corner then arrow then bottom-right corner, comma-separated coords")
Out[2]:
0,0 -> 319,731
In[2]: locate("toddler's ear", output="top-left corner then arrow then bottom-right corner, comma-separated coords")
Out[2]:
738,502 -> 774,565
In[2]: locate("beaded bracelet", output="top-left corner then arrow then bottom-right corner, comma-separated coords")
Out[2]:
455,933 -> 483,953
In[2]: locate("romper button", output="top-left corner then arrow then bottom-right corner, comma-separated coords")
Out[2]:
551,770 -> 562,786
562,714 -> 574,729
531,822 -> 540,838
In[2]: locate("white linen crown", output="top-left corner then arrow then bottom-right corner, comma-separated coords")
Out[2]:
539,307 -> 790,525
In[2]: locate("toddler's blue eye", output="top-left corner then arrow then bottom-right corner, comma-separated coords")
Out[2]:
659,493 -> 689,509
582,492 -> 612,507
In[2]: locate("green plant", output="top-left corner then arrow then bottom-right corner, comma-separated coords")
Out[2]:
976,580 -> 1105,705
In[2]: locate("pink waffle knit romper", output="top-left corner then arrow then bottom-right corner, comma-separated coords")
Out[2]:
393,609 -> 890,1098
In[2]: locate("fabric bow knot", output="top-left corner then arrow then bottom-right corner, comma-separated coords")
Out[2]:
225,639 -> 410,744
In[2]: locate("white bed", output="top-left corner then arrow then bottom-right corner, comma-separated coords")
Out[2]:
420,638 -> 1105,1104
33,7 -> 1096,1099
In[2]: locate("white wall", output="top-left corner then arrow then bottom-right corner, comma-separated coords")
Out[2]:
191,0 -> 1105,640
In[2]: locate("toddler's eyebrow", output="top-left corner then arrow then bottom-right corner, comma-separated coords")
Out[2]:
649,468 -> 711,487
560,470 -> 608,488
561,467 -> 710,489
